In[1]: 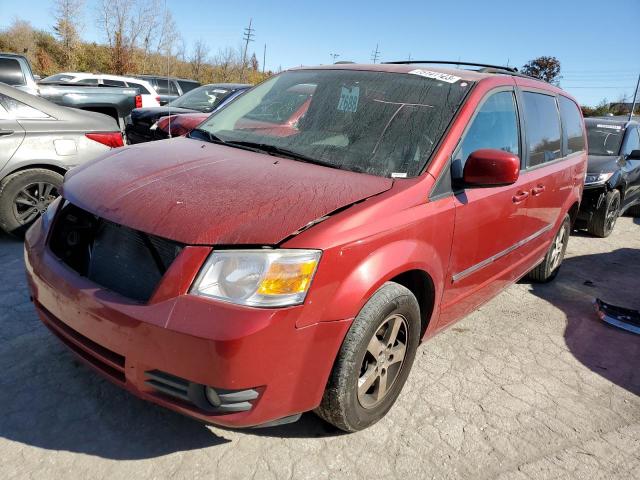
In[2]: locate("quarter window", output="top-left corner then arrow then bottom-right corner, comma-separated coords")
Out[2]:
126,82 -> 151,95
452,90 -> 520,178
558,96 -> 585,155
102,79 -> 126,87
522,92 -> 561,167
0,93 -> 50,119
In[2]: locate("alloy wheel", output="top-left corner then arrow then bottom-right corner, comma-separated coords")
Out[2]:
12,182 -> 59,226
549,224 -> 567,271
357,313 -> 408,409
605,195 -> 620,233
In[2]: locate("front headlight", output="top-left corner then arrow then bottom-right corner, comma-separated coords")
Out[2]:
585,172 -> 613,185
191,249 -> 321,307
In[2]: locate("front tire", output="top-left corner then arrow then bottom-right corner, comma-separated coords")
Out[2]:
527,214 -> 570,283
587,189 -> 620,238
315,282 -> 420,432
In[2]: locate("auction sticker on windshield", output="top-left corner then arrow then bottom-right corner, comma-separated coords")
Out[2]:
337,85 -> 360,112
596,124 -> 622,130
408,69 -> 461,83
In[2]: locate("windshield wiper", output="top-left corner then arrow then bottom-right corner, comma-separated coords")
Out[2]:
224,140 -> 338,169
189,128 -> 227,145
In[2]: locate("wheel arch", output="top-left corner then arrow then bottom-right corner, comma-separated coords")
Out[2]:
315,239 -> 445,339
1,162 -> 67,183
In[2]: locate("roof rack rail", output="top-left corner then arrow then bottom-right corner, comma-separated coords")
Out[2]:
383,60 -> 519,72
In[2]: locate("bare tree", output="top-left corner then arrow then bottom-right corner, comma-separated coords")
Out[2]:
96,0 -> 156,74
190,39 -> 209,79
53,0 -> 84,69
2,20 -> 37,61
250,52 -> 258,71
214,47 -> 238,82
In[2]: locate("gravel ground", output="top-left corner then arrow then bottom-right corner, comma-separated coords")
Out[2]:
1,217 -> 638,480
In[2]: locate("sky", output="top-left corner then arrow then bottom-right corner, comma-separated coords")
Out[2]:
1,0 -> 638,106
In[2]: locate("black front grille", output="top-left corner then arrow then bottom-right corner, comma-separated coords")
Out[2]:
49,202 -> 183,303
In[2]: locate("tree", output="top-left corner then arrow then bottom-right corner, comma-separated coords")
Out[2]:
250,52 -> 259,71
521,56 -> 561,84
190,39 -> 209,80
52,0 -> 84,69
96,0 -> 156,74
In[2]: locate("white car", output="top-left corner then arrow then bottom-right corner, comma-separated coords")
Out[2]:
41,72 -> 161,108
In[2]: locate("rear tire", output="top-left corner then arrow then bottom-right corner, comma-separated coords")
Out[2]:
314,282 -> 420,432
587,189 -> 620,238
526,214 -> 570,283
0,169 -> 63,237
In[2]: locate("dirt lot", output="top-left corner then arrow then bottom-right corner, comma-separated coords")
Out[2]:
1,218 -> 638,480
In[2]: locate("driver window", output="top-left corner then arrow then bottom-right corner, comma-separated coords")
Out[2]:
452,91 -> 520,179
622,127 -> 640,156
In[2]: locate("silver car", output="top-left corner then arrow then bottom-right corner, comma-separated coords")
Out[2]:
0,83 -> 123,235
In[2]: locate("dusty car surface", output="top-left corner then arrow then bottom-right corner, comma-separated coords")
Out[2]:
576,117 -> 640,237
24,62 -> 586,432
0,83 -> 123,235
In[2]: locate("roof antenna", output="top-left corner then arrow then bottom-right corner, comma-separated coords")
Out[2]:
165,0 -> 171,137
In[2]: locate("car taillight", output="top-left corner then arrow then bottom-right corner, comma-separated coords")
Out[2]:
155,96 -> 160,103
86,132 -> 124,148
135,94 -> 142,108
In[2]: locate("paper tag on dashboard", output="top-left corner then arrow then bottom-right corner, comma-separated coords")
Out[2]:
408,69 -> 461,83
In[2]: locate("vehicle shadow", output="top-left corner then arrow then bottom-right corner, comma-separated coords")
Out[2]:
525,247 -> 640,396
0,231 -> 340,460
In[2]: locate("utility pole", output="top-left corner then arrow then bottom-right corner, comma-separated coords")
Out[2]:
241,18 -> 255,81
371,44 -> 380,64
330,53 -> 340,63
262,43 -> 266,74
629,73 -> 640,120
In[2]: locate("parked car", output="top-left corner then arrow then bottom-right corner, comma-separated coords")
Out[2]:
125,83 -> 250,143
156,83 -> 313,139
0,83 -> 122,235
24,62 -> 586,432
576,117 -> 640,237
41,73 -> 160,107
132,75 -> 201,105
37,81 -> 141,131
0,53 -> 39,96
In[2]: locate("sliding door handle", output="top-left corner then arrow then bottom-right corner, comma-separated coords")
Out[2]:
512,190 -> 529,204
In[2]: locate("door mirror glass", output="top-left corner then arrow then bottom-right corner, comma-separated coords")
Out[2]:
463,149 -> 520,186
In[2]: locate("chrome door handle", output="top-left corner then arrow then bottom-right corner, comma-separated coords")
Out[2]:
512,191 -> 529,204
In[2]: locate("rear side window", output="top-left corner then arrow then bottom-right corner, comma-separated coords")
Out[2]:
126,82 -> 151,94
558,96 -> 585,155
0,58 -> 26,86
522,92 -> 561,167
76,78 -> 99,85
102,79 -> 126,87
155,79 -> 179,95
452,90 -> 520,178
178,80 -> 200,93
0,93 -> 50,119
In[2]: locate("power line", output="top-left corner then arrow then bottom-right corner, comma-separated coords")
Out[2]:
371,44 -> 380,64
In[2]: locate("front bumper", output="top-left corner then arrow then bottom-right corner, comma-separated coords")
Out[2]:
24,220 -> 352,428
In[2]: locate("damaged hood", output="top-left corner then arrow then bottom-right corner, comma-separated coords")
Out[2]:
63,137 -> 393,245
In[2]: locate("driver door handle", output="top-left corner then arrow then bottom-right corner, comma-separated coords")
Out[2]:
512,190 -> 529,204
531,184 -> 546,196
0,129 -> 14,136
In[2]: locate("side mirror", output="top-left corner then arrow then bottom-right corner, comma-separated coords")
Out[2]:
627,150 -> 640,160
463,149 -> 520,187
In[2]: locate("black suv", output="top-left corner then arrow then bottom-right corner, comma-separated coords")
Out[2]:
132,75 -> 200,104
576,117 -> 640,237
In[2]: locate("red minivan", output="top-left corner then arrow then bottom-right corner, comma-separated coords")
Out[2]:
24,62 -> 587,432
